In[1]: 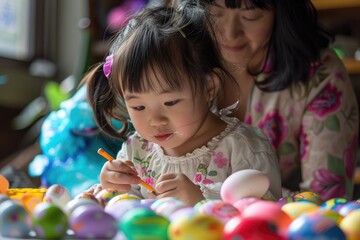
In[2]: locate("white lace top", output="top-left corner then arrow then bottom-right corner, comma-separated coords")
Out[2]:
117,116 -> 282,200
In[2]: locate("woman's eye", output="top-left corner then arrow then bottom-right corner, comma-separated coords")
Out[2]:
164,100 -> 180,106
242,10 -> 262,21
132,106 -> 145,111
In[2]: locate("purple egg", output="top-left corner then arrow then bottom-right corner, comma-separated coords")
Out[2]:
104,200 -> 142,221
70,204 -> 118,239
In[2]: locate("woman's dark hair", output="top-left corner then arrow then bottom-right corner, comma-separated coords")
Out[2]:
85,1 -> 235,140
200,0 -> 333,91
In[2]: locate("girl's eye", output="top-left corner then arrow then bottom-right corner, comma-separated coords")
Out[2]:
132,106 -> 145,111
242,10 -> 262,21
164,100 -> 180,106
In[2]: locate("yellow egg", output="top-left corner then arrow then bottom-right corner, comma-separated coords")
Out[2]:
340,209 -> 360,240
281,201 -> 319,219
294,191 -> 323,205
168,213 -> 224,240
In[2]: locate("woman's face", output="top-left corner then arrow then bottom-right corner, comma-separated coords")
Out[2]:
209,0 -> 274,68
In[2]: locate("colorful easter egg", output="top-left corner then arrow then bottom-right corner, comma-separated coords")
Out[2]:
169,207 -> 197,222
151,197 -> 189,218
308,209 -> 343,224
339,209 -> 360,240
64,198 -> 101,216
281,201 -> 318,219
70,204 -> 118,239
73,191 -> 99,204
196,199 -> 239,223
287,214 -> 346,240
104,199 -> 142,223
121,208 -> 170,239
294,191 -> 323,205
277,196 -> 297,207
221,169 -> 270,204
44,184 -> 72,209
107,193 -> 141,206
321,198 -> 348,212
233,197 -> 259,214
95,188 -> 120,207
242,200 -> 292,237
168,213 -> 223,240
32,202 -> 68,239
224,216 -> 285,240
0,200 -> 33,238
0,174 -> 9,194
338,201 -> 360,216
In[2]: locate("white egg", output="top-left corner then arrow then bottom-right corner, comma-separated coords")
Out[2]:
221,169 -> 269,204
44,184 -> 72,209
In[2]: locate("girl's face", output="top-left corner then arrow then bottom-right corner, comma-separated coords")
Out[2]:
209,0 -> 274,68
123,73 -> 216,156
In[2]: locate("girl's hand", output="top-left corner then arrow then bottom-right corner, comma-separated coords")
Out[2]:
154,173 -> 205,206
100,159 -> 141,193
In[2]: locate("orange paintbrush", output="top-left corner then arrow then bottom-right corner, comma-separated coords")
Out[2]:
97,148 -> 156,193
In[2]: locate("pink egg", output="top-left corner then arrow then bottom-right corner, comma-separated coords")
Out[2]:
196,200 -> 240,223
241,200 -> 292,237
233,197 -> 259,214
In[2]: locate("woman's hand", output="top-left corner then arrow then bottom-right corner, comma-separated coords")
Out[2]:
153,173 -> 205,206
100,159 -> 141,193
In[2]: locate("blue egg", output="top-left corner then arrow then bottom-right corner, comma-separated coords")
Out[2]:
287,214 -> 346,240
0,200 -> 33,238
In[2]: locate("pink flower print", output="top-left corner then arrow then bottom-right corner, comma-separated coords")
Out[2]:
203,178 -> 214,184
308,84 -> 341,121
308,61 -> 321,79
244,114 -> 252,124
253,102 -> 264,113
212,151 -> 228,168
299,128 -> 309,161
194,173 -> 203,183
144,177 -> 154,187
344,135 -> 358,179
310,169 -> 345,201
258,111 -> 288,149
335,71 -> 346,82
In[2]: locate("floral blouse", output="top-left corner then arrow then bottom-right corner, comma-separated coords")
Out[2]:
117,117 -> 282,200
240,48 -> 358,201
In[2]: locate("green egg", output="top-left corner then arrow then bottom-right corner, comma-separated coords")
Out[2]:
121,208 -> 170,240
32,202 -> 68,239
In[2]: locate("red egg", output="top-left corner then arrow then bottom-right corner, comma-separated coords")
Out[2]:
224,216 -> 285,240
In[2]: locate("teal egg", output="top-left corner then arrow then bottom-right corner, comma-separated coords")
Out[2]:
121,208 -> 170,240
32,202 -> 68,239
0,200 -> 33,238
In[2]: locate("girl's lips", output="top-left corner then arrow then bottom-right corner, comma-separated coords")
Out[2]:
154,133 -> 173,142
223,44 -> 246,52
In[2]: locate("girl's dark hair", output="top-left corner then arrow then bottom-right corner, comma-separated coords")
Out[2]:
85,1 -> 234,140
200,0 -> 333,91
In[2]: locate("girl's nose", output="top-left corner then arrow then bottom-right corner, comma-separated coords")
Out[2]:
149,113 -> 167,127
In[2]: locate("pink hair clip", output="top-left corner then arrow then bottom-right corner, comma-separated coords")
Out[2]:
103,54 -> 113,79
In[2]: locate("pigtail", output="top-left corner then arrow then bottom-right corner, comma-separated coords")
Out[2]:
84,64 -> 129,141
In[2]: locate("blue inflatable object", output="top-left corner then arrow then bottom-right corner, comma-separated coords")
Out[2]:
29,86 -> 124,197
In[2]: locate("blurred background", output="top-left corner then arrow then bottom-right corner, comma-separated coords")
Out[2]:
0,0 -> 359,194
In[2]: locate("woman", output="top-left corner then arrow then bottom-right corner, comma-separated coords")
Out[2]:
200,0 -> 358,201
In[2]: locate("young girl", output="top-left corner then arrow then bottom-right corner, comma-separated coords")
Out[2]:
85,2 -> 282,205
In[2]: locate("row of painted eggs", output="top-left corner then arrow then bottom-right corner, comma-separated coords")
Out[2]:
0,184 -> 359,239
